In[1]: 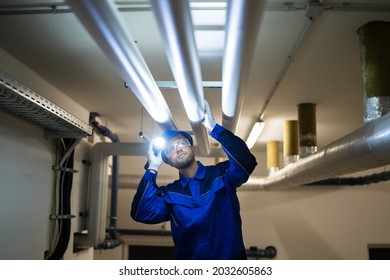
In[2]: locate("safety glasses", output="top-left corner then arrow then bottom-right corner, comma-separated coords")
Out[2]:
164,138 -> 191,158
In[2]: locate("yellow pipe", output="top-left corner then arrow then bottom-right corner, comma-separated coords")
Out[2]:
267,141 -> 280,172
283,120 -> 299,165
298,103 -> 317,157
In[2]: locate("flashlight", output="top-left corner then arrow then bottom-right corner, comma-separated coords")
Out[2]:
144,136 -> 166,171
153,136 -> 166,154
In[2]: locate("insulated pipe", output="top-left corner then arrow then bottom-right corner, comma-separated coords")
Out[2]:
150,0 -> 210,155
254,111 -> 390,190
74,142 -> 226,248
267,141 -> 280,175
283,120 -> 299,166
89,114 -> 122,249
67,0 -> 177,131
74,143 -> 147,248
298,103 -> 317,157
357,21 -> 390,123
222,0 -> 266,132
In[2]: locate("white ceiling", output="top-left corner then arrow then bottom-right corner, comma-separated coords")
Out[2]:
1,0 -> 390,153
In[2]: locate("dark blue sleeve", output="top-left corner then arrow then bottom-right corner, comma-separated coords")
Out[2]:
210,124 -> 257,188
130,170 -> 170,224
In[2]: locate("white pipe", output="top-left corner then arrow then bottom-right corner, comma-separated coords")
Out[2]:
74,143 -> 146,248
67,0 -> 177,131
222,0 -> 266,132
151,0 -> 210,155
253,112 -> 390,190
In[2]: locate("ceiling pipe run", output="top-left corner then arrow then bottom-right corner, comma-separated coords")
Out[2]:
66,0 -> 177,131
250,112 -> 390,190
150,0 -> 210,155
222,0 -> 266,132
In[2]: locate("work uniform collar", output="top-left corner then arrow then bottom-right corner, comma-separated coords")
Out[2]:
179,161 -> 206,188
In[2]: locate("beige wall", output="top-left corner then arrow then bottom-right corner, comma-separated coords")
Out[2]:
239,180 -> 390,259
0,47 -> 93,260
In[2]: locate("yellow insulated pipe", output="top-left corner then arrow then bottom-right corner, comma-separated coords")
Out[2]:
267,140 -> 280,174
283,120 -> 299,166
298,103 -> 317,157
358,21 -> 390,123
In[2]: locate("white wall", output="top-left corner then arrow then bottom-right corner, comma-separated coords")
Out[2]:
0,111 -> 53,259
239,179 -> 390,259
0,111 -> 94,260
0,48 -> 93,260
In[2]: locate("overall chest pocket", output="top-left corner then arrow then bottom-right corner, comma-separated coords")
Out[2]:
167,194 -> 193,227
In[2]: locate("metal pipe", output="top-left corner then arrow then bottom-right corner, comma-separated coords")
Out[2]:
75,143 -> 145,248
222,0 -> 266,132
150,0 -> 210,155
89,114 -> 123,249
253,112 -> 390,190
66,0 -> 177,131
246,246 -> 277,259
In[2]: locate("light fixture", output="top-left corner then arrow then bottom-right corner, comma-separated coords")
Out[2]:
246,120 -> 265,149
190,2 -> 227,9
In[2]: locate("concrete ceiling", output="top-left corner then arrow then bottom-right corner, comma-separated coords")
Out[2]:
0,0 -> 390,153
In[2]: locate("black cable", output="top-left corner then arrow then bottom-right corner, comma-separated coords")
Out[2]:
47,138 -> 75,260
306,170 -> 390,186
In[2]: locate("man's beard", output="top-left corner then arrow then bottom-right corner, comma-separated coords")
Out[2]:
174,152 -> 195,169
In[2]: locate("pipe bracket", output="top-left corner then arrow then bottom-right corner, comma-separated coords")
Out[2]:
49,214 -> 76,220
52,165 -> 78,173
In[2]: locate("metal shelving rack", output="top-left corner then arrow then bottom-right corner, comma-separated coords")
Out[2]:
0,69 -> 92,138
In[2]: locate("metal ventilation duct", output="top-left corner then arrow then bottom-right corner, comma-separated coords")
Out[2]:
254,111 -> 390,190
0,69 -> 92,138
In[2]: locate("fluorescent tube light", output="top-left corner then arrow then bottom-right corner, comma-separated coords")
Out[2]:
246,120 -> 265,149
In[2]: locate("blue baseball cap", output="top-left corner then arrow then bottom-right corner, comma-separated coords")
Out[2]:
161,130 -> 193,163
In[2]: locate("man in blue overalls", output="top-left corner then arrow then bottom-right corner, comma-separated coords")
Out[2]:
131,101 -> 257,259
